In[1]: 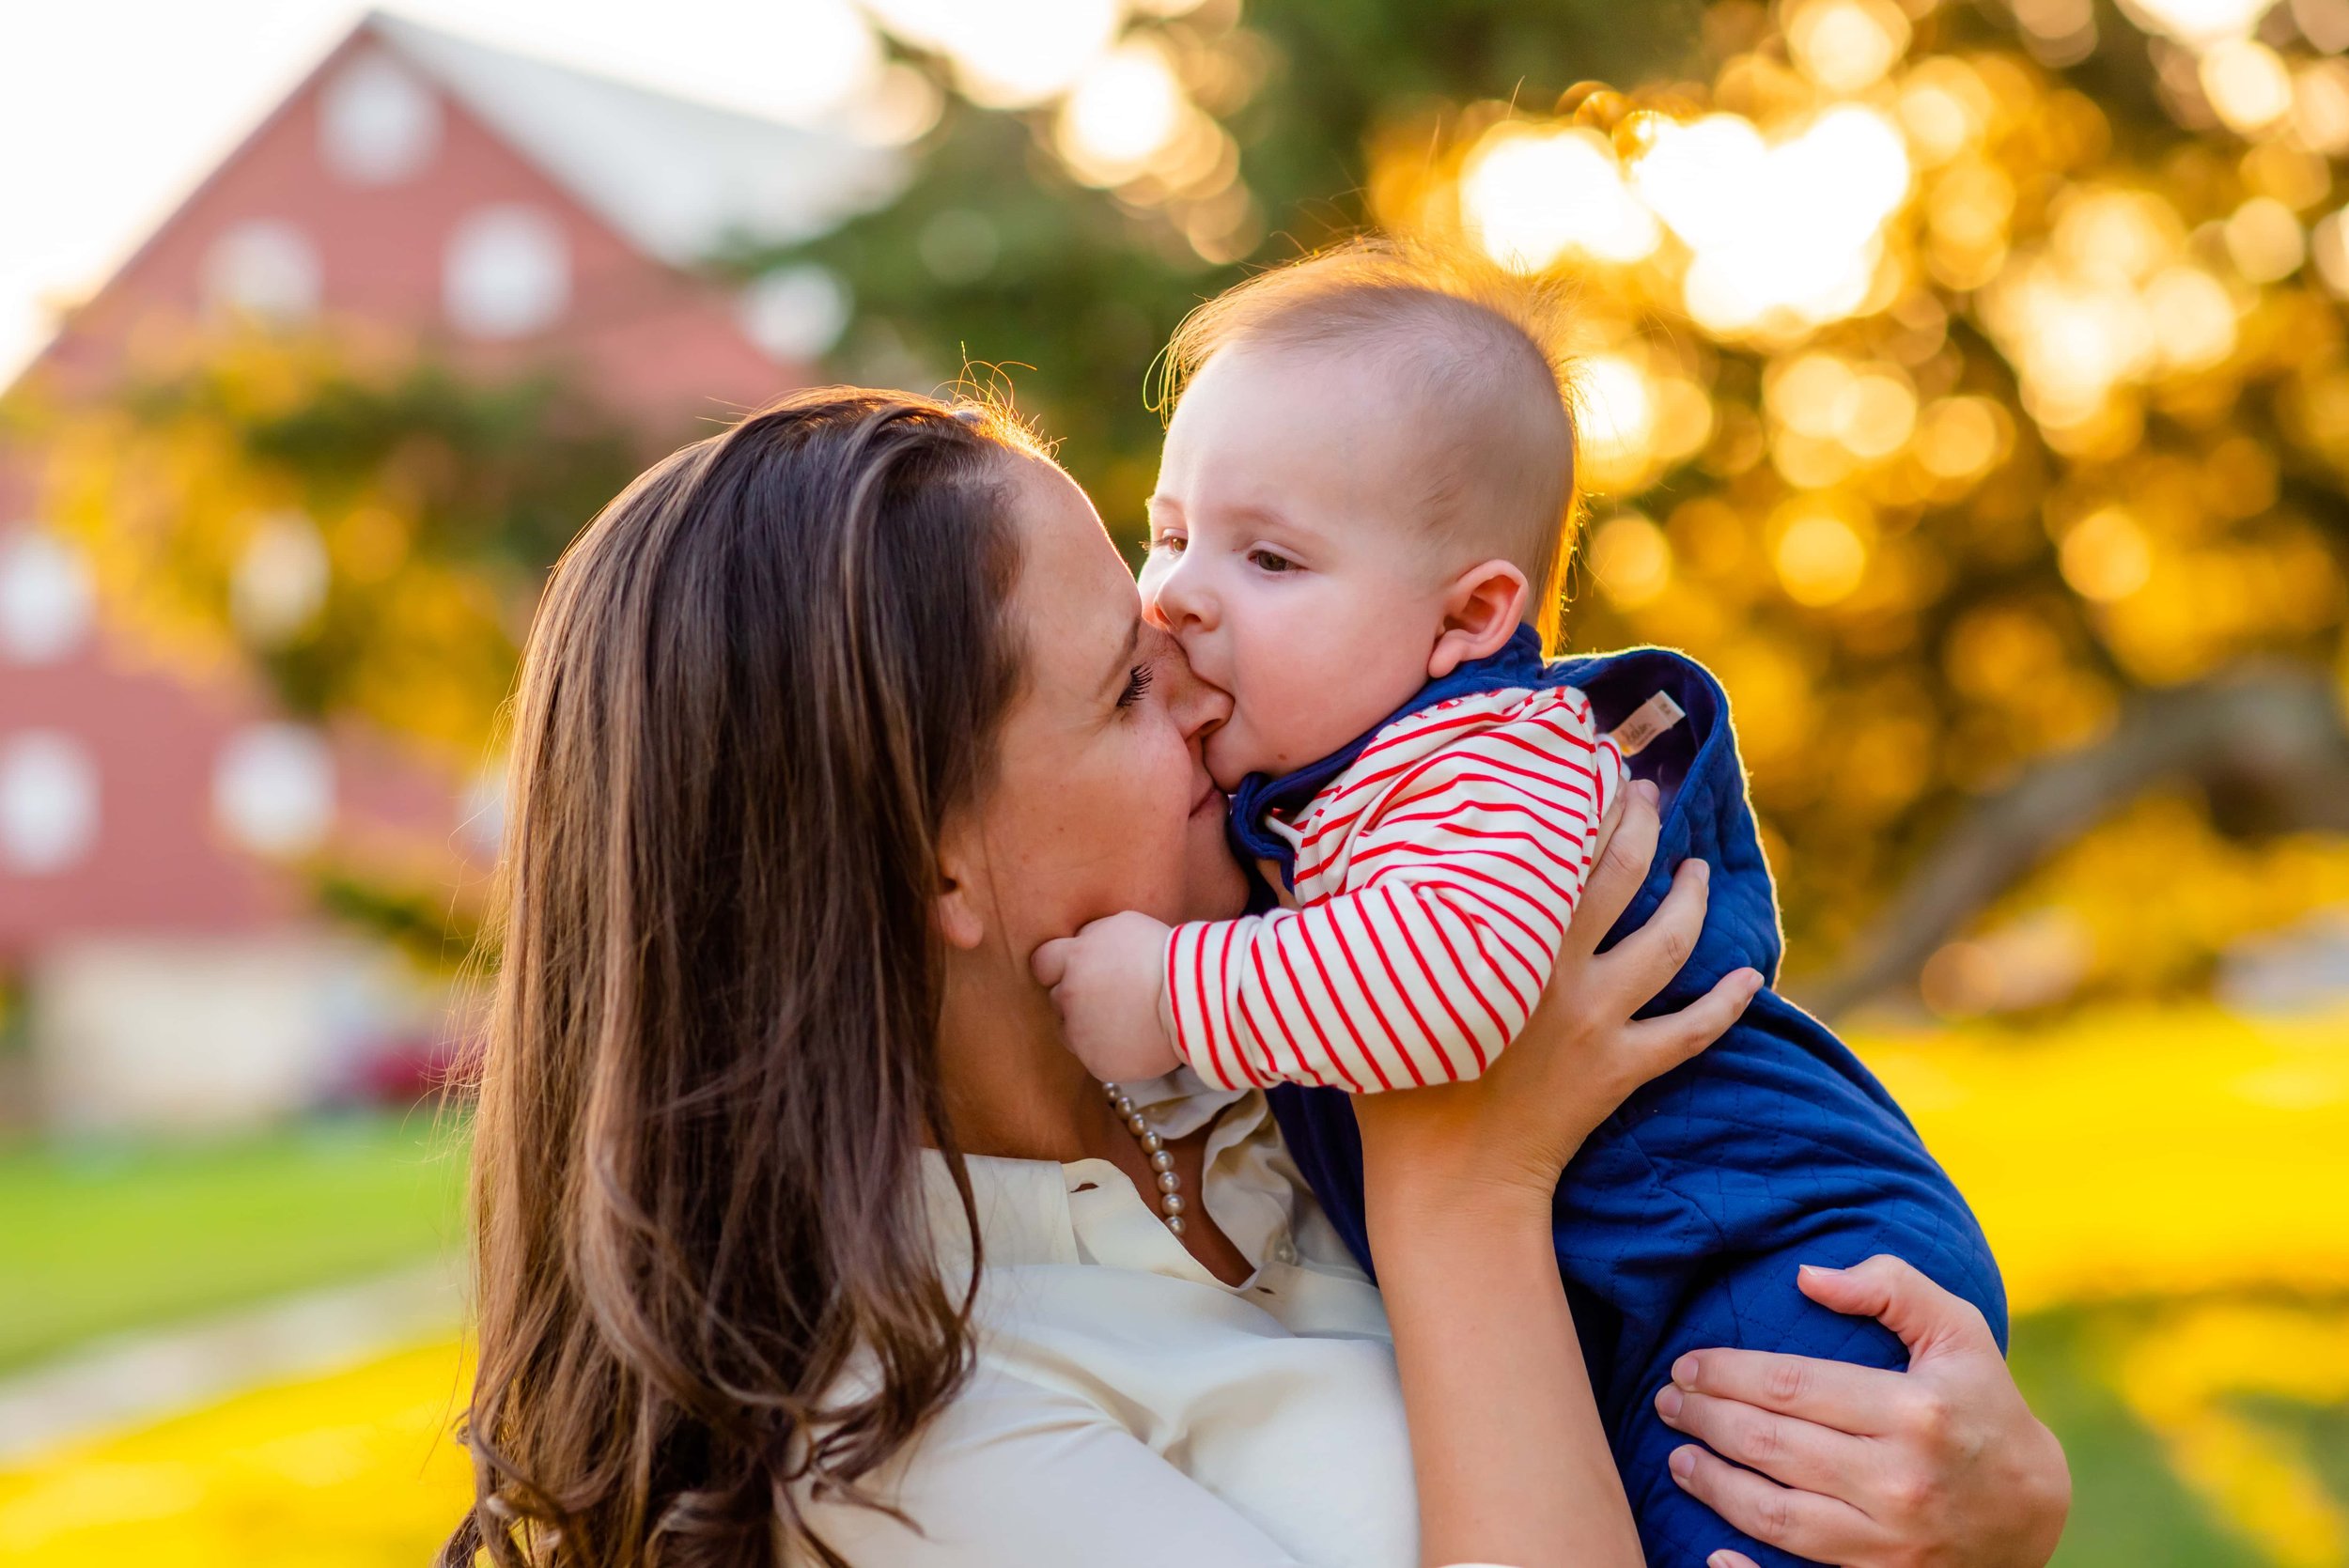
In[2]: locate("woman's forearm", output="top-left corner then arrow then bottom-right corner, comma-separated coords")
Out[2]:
1369,1182 -> 1644,1568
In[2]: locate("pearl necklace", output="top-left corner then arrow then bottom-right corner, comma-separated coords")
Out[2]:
1102,1081 -> 1187,1234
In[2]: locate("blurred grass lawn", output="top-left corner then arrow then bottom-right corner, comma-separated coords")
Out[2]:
2,1006 -> 2345,1565
0,1112 -> 465,1371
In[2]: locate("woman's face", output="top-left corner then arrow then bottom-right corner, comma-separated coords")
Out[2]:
957,456 -> 1243,969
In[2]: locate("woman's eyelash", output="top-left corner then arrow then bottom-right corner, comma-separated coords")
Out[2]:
1116,662 -> 1155,709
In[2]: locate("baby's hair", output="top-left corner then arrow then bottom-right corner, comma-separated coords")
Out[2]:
1156,236 -> 1581,646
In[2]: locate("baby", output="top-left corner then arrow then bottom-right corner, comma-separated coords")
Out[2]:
1039,241 -> 1656,1096
1037,240 -> 2009,1568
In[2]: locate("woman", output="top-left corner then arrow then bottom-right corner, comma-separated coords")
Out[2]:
443,389 -> 2069,1568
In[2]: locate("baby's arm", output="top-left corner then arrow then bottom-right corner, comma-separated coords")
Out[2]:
1168,714 -> 1624,1093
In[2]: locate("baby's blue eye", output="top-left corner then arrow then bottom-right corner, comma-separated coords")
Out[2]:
1249,549 -> 1297,573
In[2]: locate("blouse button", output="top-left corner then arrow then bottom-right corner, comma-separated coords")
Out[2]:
1273,1240 -> 1298,1264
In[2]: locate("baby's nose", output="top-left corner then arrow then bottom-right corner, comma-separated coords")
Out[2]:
1146,559 -> 1216,633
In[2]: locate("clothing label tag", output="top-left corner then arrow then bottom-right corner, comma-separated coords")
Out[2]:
1604,690 -> 1688,757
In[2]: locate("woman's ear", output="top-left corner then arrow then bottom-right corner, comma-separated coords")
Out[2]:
935,815 -> 989,952
1428,559 -> 1531,679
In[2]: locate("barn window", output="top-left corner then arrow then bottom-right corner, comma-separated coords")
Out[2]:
0,530 -> 93,664
203,220 -> 323,323
739,266 -> 851,363
213,723 -> 335,857
444,206 -> 569,339
1,731 -> 99,874
319,52 -> 442,185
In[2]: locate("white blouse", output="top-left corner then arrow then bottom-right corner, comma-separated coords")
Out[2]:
798,1069 -> 1421,1567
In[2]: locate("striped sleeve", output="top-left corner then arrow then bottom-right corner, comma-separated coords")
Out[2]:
1163,694 -> 1625,1094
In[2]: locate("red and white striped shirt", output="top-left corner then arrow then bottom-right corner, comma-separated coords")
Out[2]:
1163,684 -> 1626,1094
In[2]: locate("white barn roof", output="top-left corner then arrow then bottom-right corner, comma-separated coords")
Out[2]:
368,10 -> 902,269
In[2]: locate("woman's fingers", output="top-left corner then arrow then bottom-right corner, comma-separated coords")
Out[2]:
1590,851 -> 1708,1010
1562,779 -> 1659,962
1668,1444 -> 1885,1562
1797,1255 -> 1999,1361
1705,1553 -> 1762,1568
1619,967 -> 1761,1075
1665,1344 -> 1903,1437
1656,1382 -> 1862,1497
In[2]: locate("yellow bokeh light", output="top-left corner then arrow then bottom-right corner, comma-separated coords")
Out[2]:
2310,209 -> 2349,294
1631,114 -> 1770,253
2054,188 -> 2183,287
1055,39 -> 1188,185
2223,195 -> 2305,282
1774,508 -> 1871,605
2121,0 -> 2279,47
1915,396 -> 2009,480
1767,351 -> 1859,438
1632,106 -> 1911,336
863,0 -> 1121,108
1571,353 -> 1655,489
1785,0 -> 1912,96
1980,181 -> 2241,432
1898,59 -> 1993,166
2061,505 -> 2156,601
2013,0 -> 2099,59
1647,374 -> 1717,463
1839,366 -> 1920,458
1460,124 -> 1660,270
2292,58 -> 2349,154
2145,265 -> 2240,370
1772,427 -> 1862,489
1765,354 -> 1916,460
2241,140 -> 2331,211
2201,38 -> 2295,135
1589,511 -> 1674,608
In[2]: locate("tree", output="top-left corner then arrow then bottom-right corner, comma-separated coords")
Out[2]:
769,0 -> 2349,1013
33,0 -> 2349,1011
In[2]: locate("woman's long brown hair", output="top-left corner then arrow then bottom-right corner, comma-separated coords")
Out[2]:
441,389 -> 1035,1567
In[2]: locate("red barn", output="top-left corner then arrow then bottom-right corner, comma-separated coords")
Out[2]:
0,11 -> 893,1130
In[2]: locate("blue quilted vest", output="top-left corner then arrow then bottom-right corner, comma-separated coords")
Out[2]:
1248,628 -> 2008,1568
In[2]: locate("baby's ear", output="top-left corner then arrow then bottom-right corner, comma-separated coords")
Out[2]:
1428,559 -> 1530,679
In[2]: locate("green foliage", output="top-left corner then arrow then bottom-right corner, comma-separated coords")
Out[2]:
42,338 -> 645,758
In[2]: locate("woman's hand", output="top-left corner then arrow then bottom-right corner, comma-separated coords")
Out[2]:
1658,1255 -> 2070,1568
1354,779 -> 1765,1217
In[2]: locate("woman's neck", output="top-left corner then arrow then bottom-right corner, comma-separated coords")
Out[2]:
935,946 -> 1129,1164
935,943 -> 1256,1286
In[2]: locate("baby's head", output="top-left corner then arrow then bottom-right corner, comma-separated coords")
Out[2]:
1139,239 -> 1580,789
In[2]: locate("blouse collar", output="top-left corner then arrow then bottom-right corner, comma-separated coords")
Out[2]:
919,1067 -> 1303,1288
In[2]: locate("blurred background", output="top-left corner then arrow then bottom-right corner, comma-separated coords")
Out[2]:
1,0 -> 2345,1562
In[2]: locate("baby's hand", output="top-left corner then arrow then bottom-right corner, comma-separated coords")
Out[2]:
1032,911 -> 1180,1083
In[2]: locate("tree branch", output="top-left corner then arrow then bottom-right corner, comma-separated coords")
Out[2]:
1795,662 -> 2349,1019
